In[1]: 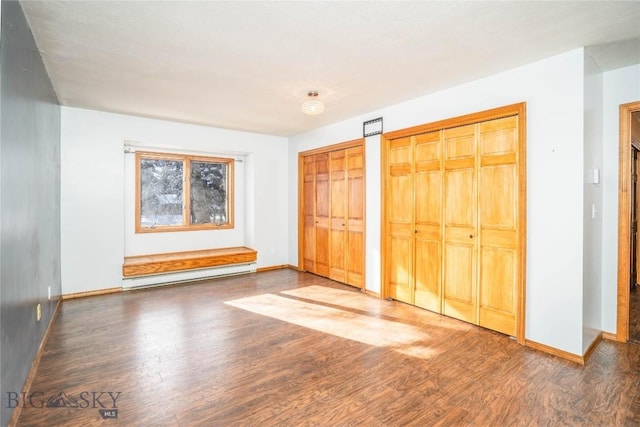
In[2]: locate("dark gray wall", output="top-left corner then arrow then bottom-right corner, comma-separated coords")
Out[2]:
0,1 -> 61,425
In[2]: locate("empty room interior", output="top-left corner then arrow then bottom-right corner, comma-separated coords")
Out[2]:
2,0 -> 640,425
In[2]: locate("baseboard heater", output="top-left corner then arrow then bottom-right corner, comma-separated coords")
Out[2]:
122,262 -> 257,289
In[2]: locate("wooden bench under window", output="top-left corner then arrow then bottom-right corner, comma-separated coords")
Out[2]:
122,246 -> 257,278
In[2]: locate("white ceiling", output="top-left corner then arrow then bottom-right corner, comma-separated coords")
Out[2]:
20,1 -> 640,137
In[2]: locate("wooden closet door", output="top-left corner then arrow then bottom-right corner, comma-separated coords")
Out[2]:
477,116 -> 519,336
387,137 -> 414,303
302,155 -> 316,273
442,124 -> 477,324
346,146 -> 365,288
315,153 -> 331,277
414,131 -> 443,312
330,150 -> 347,282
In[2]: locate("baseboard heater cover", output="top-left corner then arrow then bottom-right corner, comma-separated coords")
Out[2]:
122,262 -> 256,289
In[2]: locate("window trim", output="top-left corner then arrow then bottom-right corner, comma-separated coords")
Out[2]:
135,151 -> 234,233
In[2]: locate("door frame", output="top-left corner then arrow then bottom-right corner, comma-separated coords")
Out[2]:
380,102 -> 527,344
616,100 -> 640,342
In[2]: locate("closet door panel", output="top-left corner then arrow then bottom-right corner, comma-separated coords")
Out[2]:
480,116 -> 517,155
302,155 -> 316,272
330,228 -> 346,283
389,174 -> 411,301
390,172 -> 412,221
347,231 -> 364,288
479,247 -> 517,335
415,238 -> 441,312
347,146 -> 365,221
414,131 -> 442,312
346,146 -> 365,288
387,137 -> 413,303
315,153 -> 331,277
444,168 -> 475,227
479,164 -> 516,229
416,171 -> 441,224
303,216 -> 316,272
443,242 -> 476,322
330,150 -> 347,282
315,228 -> 330,276
443,125 -> 477,324
389,234 -> 412,303
478,116 -> 519,336
414,171 -> 442,312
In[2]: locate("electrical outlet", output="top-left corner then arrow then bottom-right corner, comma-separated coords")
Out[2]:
48,286 -> 51,300
36,303 -> 42,322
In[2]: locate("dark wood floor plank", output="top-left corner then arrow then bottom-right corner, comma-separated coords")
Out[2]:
631,284 -> 640,343
15,270 -> 640,426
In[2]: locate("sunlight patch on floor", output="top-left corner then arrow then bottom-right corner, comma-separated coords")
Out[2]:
283,285 -> 472,331
225,293 -> 438,360
281,286 -> 381,312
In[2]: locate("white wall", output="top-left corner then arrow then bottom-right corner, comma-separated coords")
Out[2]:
582,51 -> 604,352
601,64 -> 640,333
364,135 -> 382,295
61,107 -> 289,294
289,49 -> 587,355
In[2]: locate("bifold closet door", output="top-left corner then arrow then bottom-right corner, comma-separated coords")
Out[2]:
300,142 -> 365,289
346,146 -> 365,288
315,153 -> 330,277
302,155 -> 316,273
385,132 -> 442,310
383,106 -> 523,339
328,147 -> 365,288
441,117 -> 520,335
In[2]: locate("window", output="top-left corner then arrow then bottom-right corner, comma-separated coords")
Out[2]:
135,151 -> 234,232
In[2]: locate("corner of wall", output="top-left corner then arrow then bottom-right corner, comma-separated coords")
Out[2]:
582,50 -> 604,336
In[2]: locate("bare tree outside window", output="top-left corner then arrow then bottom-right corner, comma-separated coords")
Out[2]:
135,152 -> 234,233
190,161 -> 227,224
140,159 -> 184,226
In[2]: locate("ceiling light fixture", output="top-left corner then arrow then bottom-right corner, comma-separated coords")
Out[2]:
301,91 -> 325,115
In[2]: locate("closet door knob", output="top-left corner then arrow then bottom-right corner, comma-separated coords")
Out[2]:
469,234 -> 474,238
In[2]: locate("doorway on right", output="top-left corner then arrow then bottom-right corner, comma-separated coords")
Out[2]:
617,102 -> 640,343
630,112 -> 640,343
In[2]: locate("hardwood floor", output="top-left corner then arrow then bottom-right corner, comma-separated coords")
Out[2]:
630,284 -> 640,343
15,270 -> 640,426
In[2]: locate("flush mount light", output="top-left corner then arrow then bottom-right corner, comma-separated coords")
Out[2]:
301,91 -> 325,115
